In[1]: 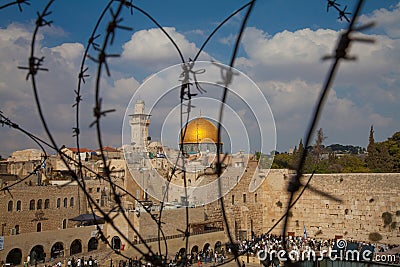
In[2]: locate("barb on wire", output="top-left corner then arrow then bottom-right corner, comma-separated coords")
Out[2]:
212,60 -> 239,87
326,0 -> 351,23
0,0 -> 30,12
89,34 -> 102,51
77,67 -> 90,85
326,0 -> 340,12
18,57 -> 49,80
89,98 -> 116,127
124,0 -> 134,15
87,51 -> 120,77
322,22 -> 375,61
107,8 -> 133,45
180,59 -> 207,94
35,11 -> 53,27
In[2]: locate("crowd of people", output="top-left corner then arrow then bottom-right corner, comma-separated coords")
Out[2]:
234,233 -> 399,265
118,233 -> 399,267
66,256 -> 98,267
15,234 -> 399,267
236,233 -> 399,255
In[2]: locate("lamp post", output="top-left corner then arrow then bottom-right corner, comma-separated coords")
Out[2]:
1,223 -> 6,236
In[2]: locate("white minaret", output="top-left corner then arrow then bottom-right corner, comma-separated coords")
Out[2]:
129,99 -> 150,151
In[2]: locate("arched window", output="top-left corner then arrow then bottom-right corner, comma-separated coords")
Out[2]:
63,198 -> 67,208
16,200 -> 22,211
44,199 -> 50,209
70,197 -> 74,207
36,222 -> 42,232
29,199 -> 35,210
62,219 -> 67,229
37,199 -> 42,210
15,225 -> 20,235
70,240 -> 82,255
56,198 -> 61,208
111,236 -> 121,250
8,200 -> 13,212
88,237 -> 98,252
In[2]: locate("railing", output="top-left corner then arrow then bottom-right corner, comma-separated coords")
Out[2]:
135,228 -> 224,244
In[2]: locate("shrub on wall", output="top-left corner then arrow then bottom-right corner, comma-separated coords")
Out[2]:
368,232 -> 383,242
382,212 -> 393,226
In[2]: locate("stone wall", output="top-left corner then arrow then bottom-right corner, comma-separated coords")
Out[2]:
205,164 -> 400,244
137,207 -> 206,240
0,184 -> 86,236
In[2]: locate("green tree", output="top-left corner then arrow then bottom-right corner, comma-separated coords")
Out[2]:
366,125 -> 377,170
366,127 -> 396,172
314,128 -> 327,163
271,153 -> 292,169
386,131 -> 400,172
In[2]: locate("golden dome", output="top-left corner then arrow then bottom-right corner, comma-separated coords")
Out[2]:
180,118 -> 220,144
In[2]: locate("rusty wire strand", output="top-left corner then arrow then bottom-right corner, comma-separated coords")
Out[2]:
15,0 -> 158,263
74,0 -> 114,192
0,112 -> 48,193
91,1 -> 165,263
281,0 -> 375,259
0,0 -> 30,12
214,1 -> 257,267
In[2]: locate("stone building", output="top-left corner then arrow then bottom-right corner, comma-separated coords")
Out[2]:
7,149 -> 46,184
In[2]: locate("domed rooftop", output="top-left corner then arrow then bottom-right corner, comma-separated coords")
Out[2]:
180,118 -> 221,145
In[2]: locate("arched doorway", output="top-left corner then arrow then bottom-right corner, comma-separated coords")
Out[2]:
51,242 -> 64,259
6,248 -> 22,265
70,239 -> 82,255
203,243 -> 210,252
111,236 -> 121,250
30,245 -> 45,264
88,237 -> 99,252
178,247 -> 186,256
214,241 -> 222,252
191,245 -> 199,255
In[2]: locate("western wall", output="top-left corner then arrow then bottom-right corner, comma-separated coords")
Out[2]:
204,161 -> 400,244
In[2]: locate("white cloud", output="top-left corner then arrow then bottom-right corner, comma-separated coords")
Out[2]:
234,26 -> 400,150
219,33 -> 236,45
1,3 -> 399,156
184,29 -> 206,36
0,23 -> 142,156
359,2 -> 400,39
121,27 -> 211,71
50,43 -> 84,61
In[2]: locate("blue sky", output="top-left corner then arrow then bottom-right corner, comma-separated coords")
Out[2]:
0,0 -> 399,156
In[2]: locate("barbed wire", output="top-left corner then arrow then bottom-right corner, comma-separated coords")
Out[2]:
0,0 -> 30,12
281,0 -> 375,265
0,0 -> 377,266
